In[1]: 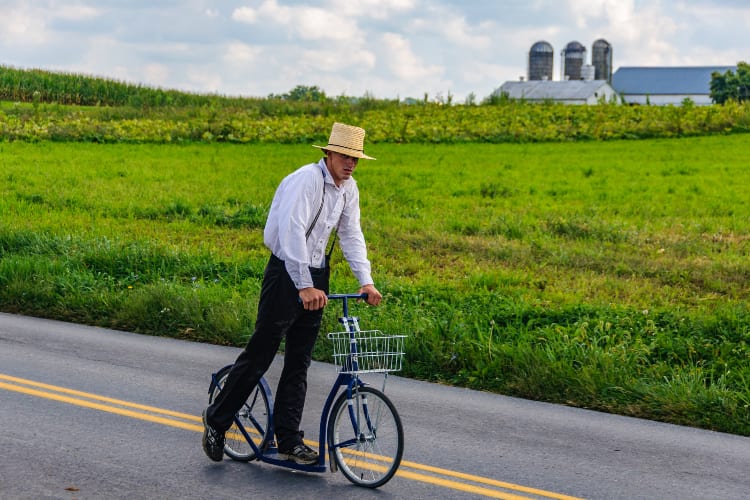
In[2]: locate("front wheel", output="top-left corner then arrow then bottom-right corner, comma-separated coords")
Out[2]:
208,366 -> 271,461
328,386 -> 404,488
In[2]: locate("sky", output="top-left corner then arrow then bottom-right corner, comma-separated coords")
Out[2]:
0,0 -> 748,103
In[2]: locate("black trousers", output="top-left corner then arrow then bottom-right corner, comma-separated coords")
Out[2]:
206,254 -> 329,451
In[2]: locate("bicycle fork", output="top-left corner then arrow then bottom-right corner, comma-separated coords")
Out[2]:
328,383 -> 378,473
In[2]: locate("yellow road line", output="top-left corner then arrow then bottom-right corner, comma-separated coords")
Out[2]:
398,460 -> 582,500
0,373 -> 200,422
1,373 -> 583,500
0,379 -> 202,432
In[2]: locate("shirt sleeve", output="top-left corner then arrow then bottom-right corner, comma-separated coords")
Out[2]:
337,181 -> 374,286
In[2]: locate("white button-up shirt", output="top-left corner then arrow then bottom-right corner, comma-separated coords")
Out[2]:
263,158 -> 373,290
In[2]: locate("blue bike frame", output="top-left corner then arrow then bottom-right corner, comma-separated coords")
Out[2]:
208,293 -> 371,474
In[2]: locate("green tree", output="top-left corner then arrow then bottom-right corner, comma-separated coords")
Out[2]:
281,85 -> 328,102
711,62 -> 750,104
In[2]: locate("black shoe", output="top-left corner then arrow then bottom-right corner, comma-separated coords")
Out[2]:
202,409 -> 225,462
278,443 -> 319,465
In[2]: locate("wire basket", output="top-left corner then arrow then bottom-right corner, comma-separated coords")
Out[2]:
327,330 -> 406,374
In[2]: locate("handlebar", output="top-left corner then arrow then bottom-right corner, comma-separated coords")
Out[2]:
327,293 -> 368,317
327,293 -> 368,300
298,293 -> 368,302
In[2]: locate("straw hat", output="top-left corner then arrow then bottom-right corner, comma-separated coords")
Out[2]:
313,122 -> 375,160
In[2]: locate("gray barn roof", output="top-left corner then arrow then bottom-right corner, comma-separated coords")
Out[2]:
611,66 -> 736,95
498,80 -> 613,101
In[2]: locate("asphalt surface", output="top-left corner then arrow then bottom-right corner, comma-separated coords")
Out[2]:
1,312 -> 749,499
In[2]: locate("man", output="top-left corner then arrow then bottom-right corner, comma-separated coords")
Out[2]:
202,122 -> 382,465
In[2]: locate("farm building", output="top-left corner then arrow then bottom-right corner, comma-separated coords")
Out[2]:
494,80 -> 619,105
611,66 -> 736,105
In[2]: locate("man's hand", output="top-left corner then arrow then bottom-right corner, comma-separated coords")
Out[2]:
299,287 -> 328,310
358,284 -> 382,306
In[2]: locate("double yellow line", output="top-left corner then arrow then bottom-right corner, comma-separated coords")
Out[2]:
1,373 -> 582,500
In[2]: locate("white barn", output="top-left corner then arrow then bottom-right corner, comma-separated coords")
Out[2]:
611,66 -> 736,105
494,80 -> 619,105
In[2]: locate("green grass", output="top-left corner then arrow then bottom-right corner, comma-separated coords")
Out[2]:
1,137 -> 749,435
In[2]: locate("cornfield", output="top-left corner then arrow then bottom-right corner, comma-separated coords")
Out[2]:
2,64 -> 750,145
0,64 -> 244,107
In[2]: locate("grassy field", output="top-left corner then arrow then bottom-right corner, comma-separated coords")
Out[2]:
1,136 -> 748,435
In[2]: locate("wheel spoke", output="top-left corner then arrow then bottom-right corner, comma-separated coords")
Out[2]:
208,369 -> 270,462
328,386 -> 403,488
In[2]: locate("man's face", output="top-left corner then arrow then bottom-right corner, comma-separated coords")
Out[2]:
325,151 -> 359,186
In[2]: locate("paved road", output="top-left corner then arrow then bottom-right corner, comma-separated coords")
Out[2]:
1,312 -> 748,499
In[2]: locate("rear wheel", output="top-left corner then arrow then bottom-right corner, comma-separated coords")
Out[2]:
208,366 -> 271,461
328,386 -> 403,488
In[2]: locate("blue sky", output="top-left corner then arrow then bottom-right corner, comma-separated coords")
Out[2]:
0,0 -> 747,102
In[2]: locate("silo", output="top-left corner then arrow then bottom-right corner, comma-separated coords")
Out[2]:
581,65 -> 595,81
592,39 -> 613,81
562,41 -> 586,80
528,41 -> 554,81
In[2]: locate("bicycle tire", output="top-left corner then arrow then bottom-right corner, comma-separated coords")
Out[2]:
328,385 -> 404,488
208,366 -> 271,462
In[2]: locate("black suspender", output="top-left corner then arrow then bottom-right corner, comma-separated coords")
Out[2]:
305,182 -> 324,240
304,164 -> 345,261
326,193 -> 345,260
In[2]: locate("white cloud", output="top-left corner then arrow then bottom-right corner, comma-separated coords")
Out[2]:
0,6 -> 49,44
460,60 -> 518,88
0,2 -> 99,44
0,0 -> 748,101
329,0 -> 416,20
223,42 -> 263,64
65,34 -> 142,82
564,0 -> 621,29
111,65 -> 132,82
291,8 -> 356,41
380,32 -> 443,81
56,5 -> 100,20
143,63 -> 170,87
231,6 -> 258,24
232,0 -> 360,42
254,0 -> 292,24
552,0 -> 683,66
411,14 -> 492,50
186,66 -> 223,93
300,46 -> 377,73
